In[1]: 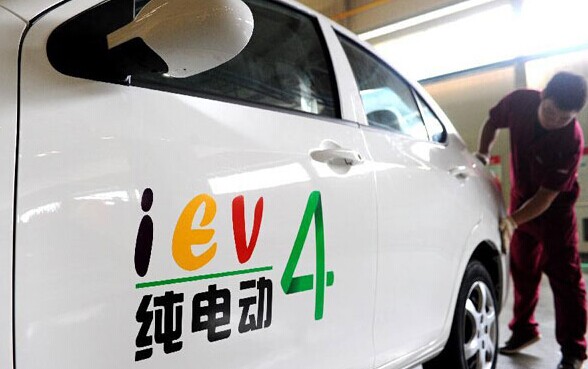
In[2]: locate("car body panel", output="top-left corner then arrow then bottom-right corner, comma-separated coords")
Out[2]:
0,8 -> 25,369
326,18 -> 505,368
324,20 -> 504,367
15,1 -> 379,368
366,131 -> 481,366
3,0 -> 507,368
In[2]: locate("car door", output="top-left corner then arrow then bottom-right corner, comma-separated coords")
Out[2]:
15,0 -> 378,368
0,7 -> 26,369
336,34 -> 482,367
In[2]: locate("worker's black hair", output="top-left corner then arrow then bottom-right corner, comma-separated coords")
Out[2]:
543,71 -> 587,111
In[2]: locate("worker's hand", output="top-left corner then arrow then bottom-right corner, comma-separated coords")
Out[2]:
474,152 -> 490,166
499,216 -> 517,253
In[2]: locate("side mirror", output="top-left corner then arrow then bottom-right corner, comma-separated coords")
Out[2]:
107,0 -> 254,78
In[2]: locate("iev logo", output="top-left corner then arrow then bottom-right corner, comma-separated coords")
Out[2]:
134,191 -> 264,275
134,189 -> 334,321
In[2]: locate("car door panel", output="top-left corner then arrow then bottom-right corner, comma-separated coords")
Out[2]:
334,35 -> 483,367
15,1 -> 378,368
367,132 -> 481,366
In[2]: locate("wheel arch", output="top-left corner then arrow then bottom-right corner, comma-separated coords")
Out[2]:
469,240 -> 505,313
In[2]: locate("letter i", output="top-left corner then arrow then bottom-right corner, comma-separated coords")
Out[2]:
135,188 -> 154,277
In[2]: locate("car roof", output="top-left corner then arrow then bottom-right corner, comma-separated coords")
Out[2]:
0,0 -> 56,21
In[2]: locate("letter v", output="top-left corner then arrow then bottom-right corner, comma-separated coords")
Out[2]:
232,195 -> 264,264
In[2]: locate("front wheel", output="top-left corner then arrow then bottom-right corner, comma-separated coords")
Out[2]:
424,261 -> 498,369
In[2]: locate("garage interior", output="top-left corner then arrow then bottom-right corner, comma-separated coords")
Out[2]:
299,1 -> 588,368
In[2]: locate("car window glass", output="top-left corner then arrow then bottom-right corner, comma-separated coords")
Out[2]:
337,35 -> 428,140
133,0 -> 339,118
47,0 -> 138,84
414,93 -> 447,143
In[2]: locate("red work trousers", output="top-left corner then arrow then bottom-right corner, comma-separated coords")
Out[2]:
509,208 -> 587,360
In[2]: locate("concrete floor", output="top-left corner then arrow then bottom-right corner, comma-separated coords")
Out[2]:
494,273 -> 567,369
414,271 -> 588,369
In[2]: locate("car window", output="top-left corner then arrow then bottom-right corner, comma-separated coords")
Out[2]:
337,35 -> 428,141
47,0 -> 137,83
134,0 -> 339,118
413,92 -> 447,143
47,0 -> 339,118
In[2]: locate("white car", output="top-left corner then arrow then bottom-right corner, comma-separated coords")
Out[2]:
0,0 -> 507,368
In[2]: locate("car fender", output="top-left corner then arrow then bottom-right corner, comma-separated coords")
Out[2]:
424,166 -> 507,362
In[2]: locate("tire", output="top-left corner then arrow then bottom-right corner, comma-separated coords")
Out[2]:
423,261 -> 498,369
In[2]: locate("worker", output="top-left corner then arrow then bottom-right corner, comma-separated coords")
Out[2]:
476,71 -> 587,369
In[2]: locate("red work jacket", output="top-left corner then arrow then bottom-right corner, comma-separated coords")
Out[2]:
488,89 -> 584,214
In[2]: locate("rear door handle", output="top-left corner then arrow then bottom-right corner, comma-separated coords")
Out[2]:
310,140 -> 363,166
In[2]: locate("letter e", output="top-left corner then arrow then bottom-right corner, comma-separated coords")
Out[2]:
172,194 -> 217,271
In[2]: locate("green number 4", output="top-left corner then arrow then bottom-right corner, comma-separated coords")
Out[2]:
281,191 -> 334,320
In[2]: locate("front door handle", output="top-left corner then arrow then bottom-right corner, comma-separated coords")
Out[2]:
310,140 -> 363,166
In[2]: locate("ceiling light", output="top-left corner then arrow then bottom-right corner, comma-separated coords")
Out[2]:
359,0 -> 496,41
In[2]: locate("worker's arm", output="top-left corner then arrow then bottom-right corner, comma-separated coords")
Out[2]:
476,120 -> 500,165
499,187 -> 558,252
510,187 -> 559,226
